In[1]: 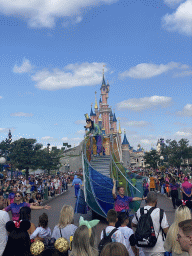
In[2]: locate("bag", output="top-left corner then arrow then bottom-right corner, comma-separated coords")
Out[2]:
134,207 -> 164,248
98,228 -> 117,255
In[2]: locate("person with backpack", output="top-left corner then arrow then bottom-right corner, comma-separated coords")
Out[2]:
131,191 -> 169,256
99,209 -> 126,255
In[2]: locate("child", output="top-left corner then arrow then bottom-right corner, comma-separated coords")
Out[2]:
100,209 -> 125,245
30,213 -> 51,240
118,212 -> 138,256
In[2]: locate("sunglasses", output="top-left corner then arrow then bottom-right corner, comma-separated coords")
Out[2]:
15,195 -> 21,198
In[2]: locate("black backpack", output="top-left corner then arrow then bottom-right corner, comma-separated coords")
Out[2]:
98,228 -> 118,255
134,207 -> 164,248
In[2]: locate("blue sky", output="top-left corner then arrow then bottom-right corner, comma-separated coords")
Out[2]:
0,0 -> 192,151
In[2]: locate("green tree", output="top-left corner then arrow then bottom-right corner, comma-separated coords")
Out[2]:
162,138 -> 190,168
144,150 -> 160,169
37,147 -> 62,175
9,138 -> 43,179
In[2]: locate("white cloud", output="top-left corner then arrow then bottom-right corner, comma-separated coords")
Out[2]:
0,0 -> 118,28
76,130 -> 85,134
140,139 -> 157,145
41,136 -> 54,141
117,96 -> 172,111
32,62 -> 108,90
13,59 -> 33,73
10,112 -> 34,117
75,120 -> 86,125
175,131 -> 192,137
162,0 -> 192,36
164,0 -> 185,7
123,121 -> 150,127
177,104 -> 192,116
119,62 -> 184,79
61,137 -> 68,142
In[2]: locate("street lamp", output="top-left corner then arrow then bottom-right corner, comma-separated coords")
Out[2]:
160,155 -> 164,166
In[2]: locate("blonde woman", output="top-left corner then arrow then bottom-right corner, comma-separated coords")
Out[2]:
51,205 -> 78,242
71,225 -> 98,256
164,204 -> 192,256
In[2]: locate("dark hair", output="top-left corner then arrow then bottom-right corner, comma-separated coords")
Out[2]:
107,209 -> 117,223
100,242 -> 129,256
118,212 -> 129,225
39,213 -> 48,228
3,221 -> 31,256
117,186 -> 124,191
19,206 -> 31,221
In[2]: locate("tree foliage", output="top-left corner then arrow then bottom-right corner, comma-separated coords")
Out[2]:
161,138 -> 192,168
144,150 -> 160,169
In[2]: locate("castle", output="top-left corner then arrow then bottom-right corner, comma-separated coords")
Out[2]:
88,71 -> 145,168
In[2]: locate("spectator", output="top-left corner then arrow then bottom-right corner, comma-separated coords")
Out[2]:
100,242 -> 129,256
2,182 -> 10,207
177,219 -> 192,256
0,192 -> 10,255
30,213 -> 51,241
52,205 -> 77,242
36,193 -> 43,205
181,177 -> 192,201
8,186 -> 17,205
164,203 -> 191,256
19,206 -> 36,237
100,209 -> 126,245
149,175 -> 156,191
169,178 -> 180,209
132,192 -> 169,256
2,220 -> 31,256
118,212 -> 138,256
71,225 -> 98,256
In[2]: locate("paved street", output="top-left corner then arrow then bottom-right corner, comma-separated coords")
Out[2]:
31,186 -> 175,244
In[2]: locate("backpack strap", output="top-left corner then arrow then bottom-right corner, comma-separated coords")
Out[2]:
60,228 -> 62,237
159,209 -> 166,240
108,228 -> 118,238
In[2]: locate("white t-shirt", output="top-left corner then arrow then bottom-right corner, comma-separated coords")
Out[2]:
132,206 -> 169,253
118,226 -> 135,256
0,210 -> 10,256
100,226 -> 126,247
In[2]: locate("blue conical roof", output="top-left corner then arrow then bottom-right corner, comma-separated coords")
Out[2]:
122,133 -> 129,145
113,113 -> 117,122
110,109 -> 113,117
102,74 -> 106,86
99,98 -> 102,103
90,107 -> 94,116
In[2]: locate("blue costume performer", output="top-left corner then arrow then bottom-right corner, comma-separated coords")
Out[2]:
72,175 -> 82,197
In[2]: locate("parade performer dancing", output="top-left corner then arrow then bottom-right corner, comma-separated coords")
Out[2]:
84,114 -> 102,156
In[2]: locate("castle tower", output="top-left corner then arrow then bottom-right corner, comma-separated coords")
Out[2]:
122,130 -> 130,167
113,111 -> 117,133
99,69 -> 110,135
110,107 -> 114,134
90,104 -> 94,121
118,119 -> 122,144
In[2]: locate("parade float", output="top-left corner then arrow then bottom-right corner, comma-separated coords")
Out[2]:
79,72 -> 146,218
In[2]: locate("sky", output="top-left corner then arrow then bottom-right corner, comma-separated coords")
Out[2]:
0,0 -> 192,151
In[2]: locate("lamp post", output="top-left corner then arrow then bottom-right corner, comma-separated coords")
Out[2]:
160,155 -> 164,166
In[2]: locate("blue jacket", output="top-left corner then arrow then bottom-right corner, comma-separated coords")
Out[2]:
72,175 -> 82,186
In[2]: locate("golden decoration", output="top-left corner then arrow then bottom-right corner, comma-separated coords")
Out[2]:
54,237 -> 69,253
30,240 -> 44,256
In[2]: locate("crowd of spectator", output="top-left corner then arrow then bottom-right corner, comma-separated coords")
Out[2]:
0,173 -> 69,208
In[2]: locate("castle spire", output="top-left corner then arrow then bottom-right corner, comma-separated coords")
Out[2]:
94,91 -> 98,109
118,119 -> 122,134
90,103 -> 94,116
101,65 -> 106,87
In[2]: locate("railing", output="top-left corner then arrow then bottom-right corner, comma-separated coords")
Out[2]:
83,133 -> 146,215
